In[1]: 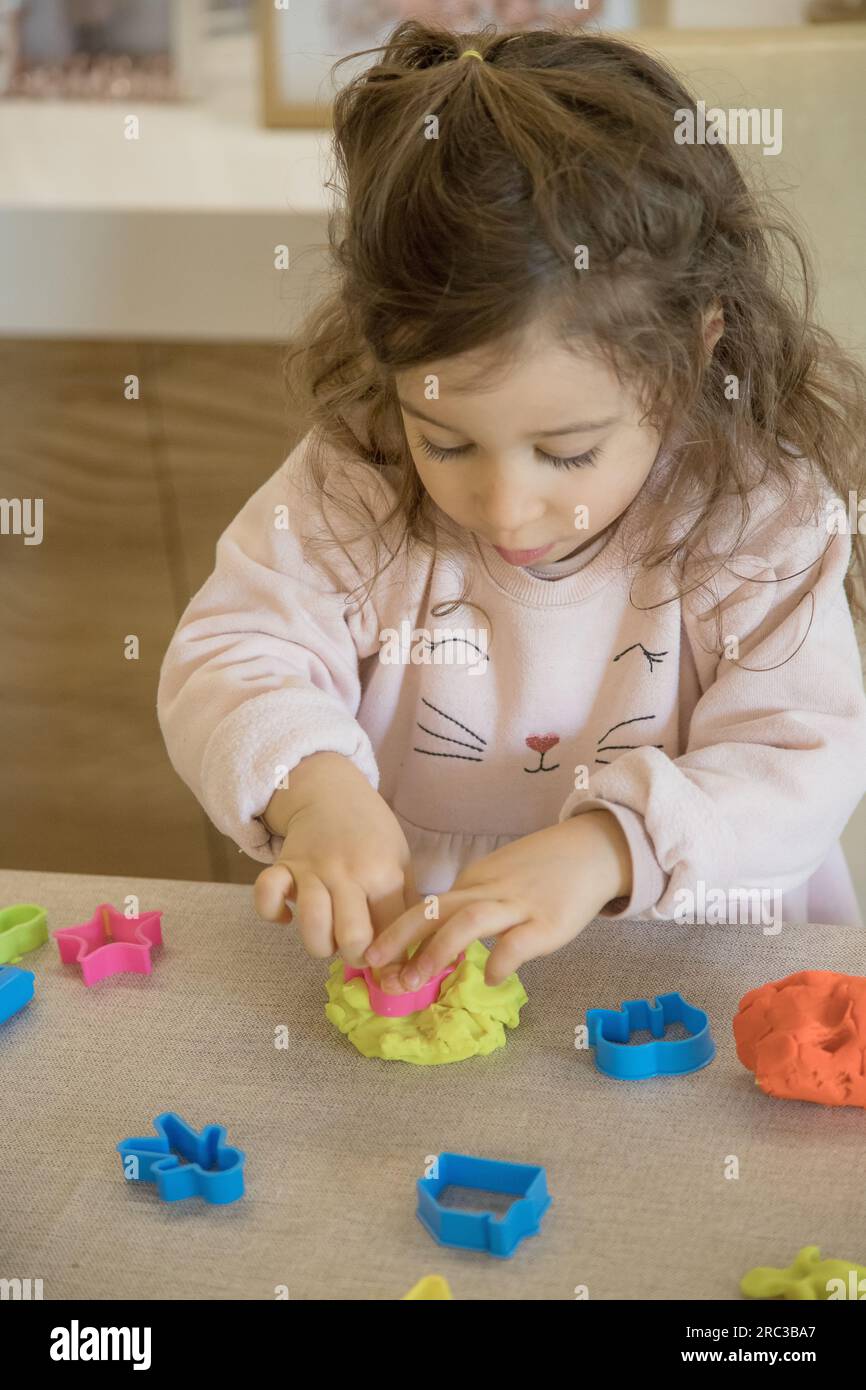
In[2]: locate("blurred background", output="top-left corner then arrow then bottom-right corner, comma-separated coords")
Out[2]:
1,0 -> 865,902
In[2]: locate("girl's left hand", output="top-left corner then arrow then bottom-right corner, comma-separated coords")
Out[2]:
364,810 -> 633,989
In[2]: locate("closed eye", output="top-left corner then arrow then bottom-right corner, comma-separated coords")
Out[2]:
415,434 -> 600,472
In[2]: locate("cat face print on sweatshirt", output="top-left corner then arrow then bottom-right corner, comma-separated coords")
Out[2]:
369,606 -> 683,840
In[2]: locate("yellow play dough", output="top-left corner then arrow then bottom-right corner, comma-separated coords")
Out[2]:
324,940 -> 527,1064
403,1275 -> 453,1300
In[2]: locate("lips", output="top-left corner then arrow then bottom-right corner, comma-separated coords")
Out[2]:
492,542 -> 554,565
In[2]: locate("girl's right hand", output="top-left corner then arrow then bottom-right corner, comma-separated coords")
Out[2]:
253,752 -> 419,970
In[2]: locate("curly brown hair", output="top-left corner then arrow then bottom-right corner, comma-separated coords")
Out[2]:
283,21 -> 866,625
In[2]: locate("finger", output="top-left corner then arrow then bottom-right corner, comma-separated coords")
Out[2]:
484,919 -> 564,986
398,897 -> 526,990
364,891 -> 470,968
376,963 -> 408,994
293,873 -> 336,959
330,880 -> 375,967
365,878 -> 419,991
402,862 -> 424,909
375,919 -> 422,992
367,878 -> 412,941
253,863 -> 296,923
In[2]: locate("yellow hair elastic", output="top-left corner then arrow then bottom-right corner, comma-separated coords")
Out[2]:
460,49 -> 484,62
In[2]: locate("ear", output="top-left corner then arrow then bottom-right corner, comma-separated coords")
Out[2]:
702,301 -> 725,354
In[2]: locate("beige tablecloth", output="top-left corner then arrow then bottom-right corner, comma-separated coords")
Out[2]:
1,868 -> 864,1301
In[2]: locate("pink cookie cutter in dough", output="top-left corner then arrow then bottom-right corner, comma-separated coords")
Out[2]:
53,902 -> 163,986
343,954 -> 465,1017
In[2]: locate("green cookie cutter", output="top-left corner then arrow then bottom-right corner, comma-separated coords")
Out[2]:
0,903 -> 48,965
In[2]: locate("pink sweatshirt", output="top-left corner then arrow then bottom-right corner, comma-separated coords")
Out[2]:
157,431 -> 866,929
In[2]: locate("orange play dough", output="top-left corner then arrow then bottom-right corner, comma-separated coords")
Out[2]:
733,970 -> 866,1108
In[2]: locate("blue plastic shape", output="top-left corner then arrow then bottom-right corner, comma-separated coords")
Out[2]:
416,1152 -> 551,1258
0,965 -> 35,1025
117,1111 -> 245,1205
586,991 -> 715,1080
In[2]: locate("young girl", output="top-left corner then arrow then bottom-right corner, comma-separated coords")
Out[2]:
158,22 -> 866,996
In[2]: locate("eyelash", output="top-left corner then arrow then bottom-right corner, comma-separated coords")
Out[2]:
415,434 -> 600,471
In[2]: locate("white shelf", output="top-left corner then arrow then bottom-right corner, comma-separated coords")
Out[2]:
0,32 -> 331,214
0,33 -> 333,339
1,25 -> 865,344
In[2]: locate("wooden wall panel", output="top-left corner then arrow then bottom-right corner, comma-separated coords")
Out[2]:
0,339 -> 296,886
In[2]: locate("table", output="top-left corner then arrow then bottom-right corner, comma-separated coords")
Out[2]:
1,869 -> 864,1301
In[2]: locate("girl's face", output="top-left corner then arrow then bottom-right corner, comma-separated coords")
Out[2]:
396,326 -> 662,566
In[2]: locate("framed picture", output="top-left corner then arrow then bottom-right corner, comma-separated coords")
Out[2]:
0,0 -> 203,100
259,0 -> 607,129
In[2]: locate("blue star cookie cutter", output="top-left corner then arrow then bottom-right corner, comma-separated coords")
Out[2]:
586,991 -> 715,1080
416,1152 -> 551,1258
0,965 -> 35,1026
117,1112 -> 245,1205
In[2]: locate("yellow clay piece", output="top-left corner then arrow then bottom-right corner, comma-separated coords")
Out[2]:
741,1246 -> 866,1300
402,1275 -> 453,1300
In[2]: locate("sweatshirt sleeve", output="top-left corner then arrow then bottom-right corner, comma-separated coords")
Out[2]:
559,482 -> 866,919
157,435 -> 401,863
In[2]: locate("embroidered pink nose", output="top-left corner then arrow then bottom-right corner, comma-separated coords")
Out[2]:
525,734 -> 560,754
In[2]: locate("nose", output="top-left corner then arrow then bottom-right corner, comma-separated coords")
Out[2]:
474,468 -> 544,537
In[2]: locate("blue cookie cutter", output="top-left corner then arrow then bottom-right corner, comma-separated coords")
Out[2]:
416,1152 -> 551,1258
586,991 -> 715,1080
117,1111 -> 245,1205
0,965 -> 35,1025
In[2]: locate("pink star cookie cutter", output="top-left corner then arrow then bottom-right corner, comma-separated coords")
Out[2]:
53,902 -> 163,986
343,954 -> 465,1017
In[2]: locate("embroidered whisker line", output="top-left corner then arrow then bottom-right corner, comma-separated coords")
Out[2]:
415,721 -> 484,752
420,696 -> 487,745
413,748 -> 484,762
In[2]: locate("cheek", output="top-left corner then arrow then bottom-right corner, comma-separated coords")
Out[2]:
555,471 -> 609,526
591,433 -> 661,513
413,457 -> 468,512
412,456 -> 436,497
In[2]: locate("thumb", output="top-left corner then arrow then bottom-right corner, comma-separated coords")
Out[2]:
253,862 -> 296,923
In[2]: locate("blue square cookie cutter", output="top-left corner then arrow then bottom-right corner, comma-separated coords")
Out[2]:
416,1152 -> 551,1258
0,965 -> 35,1026
117,1111 -> 245,1205
586,991 -> 715,1079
